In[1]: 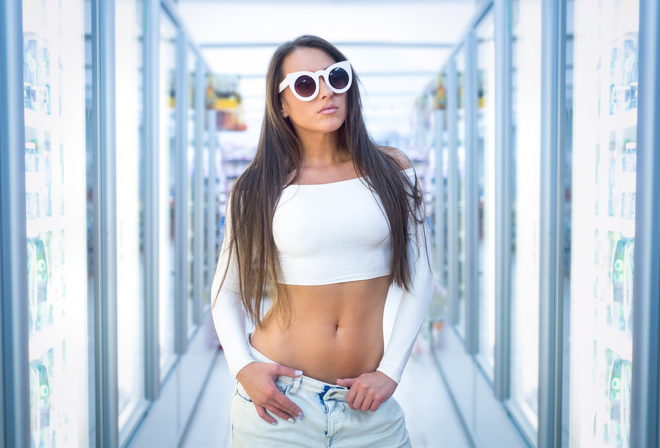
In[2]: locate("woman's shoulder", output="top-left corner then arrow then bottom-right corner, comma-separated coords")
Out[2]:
378,146 -> 413,171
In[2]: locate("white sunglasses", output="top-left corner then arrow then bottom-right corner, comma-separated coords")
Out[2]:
279,60 -> 353,102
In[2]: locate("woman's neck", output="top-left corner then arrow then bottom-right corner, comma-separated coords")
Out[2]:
297,131 -> 348,168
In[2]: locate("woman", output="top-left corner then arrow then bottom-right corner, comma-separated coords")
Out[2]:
211,35 -> 433,447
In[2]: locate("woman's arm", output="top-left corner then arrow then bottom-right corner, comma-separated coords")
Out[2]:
378,149 -> 434,383
210,197 -> 304,425
210,198 -> 255,379
376,194 -> 434,383
338,161 -> 434,410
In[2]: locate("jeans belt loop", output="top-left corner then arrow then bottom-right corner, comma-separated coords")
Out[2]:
289,375 -> 302,395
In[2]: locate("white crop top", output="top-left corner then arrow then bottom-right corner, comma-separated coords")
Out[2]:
211,166 -> 434,384
273,169 -> 405,285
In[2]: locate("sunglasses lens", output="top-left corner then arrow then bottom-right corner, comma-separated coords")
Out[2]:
328,67 -> 349,90
294,75 -> 316,98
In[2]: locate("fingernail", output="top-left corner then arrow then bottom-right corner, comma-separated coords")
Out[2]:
287,418 -> 295,423
297,412 -> 304,421
271,421 -> 277,426
294,370 -> 303,376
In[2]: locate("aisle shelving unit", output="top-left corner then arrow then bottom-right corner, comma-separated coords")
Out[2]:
1,0 -> 226,446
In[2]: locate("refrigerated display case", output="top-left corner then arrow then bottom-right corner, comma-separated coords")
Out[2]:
202,85 -> 211,308
115,0 -> 148,440
432,73 -> 449,289
509,0 -> 542,435
158,9 -> 177,379
22,0 -> 92,445
199,79 -> 215,313
568,0 -> 639,446
187,50 -> 196,336
3,0 -> 229,444
439,115 -> 449,288
475,10 -> 496,374
455,47 -> 467,337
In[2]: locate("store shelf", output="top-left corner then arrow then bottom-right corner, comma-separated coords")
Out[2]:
602,108 -> 638,130
22,20 -> 51,42
26,216 -> 66,237
25,108 -> 56,132
595,322 -> 633,361
594,216 -> 636,237
609,20 -> 639,44
29,325 -> 58,361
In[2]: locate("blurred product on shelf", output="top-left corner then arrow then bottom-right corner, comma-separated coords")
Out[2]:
609,34 -> 638,115
428,73 -> 447,111
606,356 -> 632,447
168,71 -> 176,108
23,37 -> 51,114
611,237 -> 634,336
478,71 -> 485,109
205,73 -> 215,109
616,142 -> 637,221
25,142 -> 42,221
206,74 -> 247,131
29,358 -> 53,448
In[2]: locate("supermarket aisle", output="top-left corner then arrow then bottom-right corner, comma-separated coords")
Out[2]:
180,336 -> 471,448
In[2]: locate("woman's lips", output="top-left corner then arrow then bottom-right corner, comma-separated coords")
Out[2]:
319,105 -> 339,114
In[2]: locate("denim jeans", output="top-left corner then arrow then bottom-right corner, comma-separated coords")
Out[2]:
230,339 -> 412,448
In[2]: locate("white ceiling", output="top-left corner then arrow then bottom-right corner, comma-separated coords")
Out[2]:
176,0 -> 479,146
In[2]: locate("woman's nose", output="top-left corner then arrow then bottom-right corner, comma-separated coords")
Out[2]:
318,76 -> 333,99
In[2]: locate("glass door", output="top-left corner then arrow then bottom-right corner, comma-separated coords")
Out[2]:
23,0 -> 92,445
203,73 -> 212,309
158,9 -> 177,379
509,0 -> 542,436
440,106 -> 449,289
434,72 -> 449,289
115,0 -> 148,441
187,50 -> 197,336
568,0 -> 639,446
475,10 -> 496,374
455,47 -> 467,337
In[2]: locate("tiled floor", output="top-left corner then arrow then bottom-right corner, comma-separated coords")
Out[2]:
179,336 -> 472,448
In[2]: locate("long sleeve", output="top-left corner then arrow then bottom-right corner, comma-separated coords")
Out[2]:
210,197 -> 255,379
377,168 -> 434,384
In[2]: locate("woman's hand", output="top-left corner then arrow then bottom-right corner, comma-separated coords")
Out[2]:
236,362 -> 304,425
336,371 -> 397,412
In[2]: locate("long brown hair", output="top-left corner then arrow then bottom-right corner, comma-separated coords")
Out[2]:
212,35 -> 428,326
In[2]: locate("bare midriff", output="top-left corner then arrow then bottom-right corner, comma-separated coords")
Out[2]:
249,274 -> 392,385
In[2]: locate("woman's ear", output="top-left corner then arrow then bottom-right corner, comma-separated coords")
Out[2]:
280,98 -> 289,118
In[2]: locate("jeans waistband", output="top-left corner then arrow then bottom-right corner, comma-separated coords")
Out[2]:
247,334 -> 349,401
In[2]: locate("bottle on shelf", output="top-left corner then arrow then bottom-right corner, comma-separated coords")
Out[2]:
27,239 -> 38,336
32,237 -> 49,331
623,39 -> 637,111
606,357 -> 632,447
37,46 -> 51,115
25,142 -> 41,221
29,360 -> 40,448
611,237 -> 634,335
205,75 -> 215,110
619,142 -> 637,221
25,39 -> 39,111
29,359 -> 53,448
